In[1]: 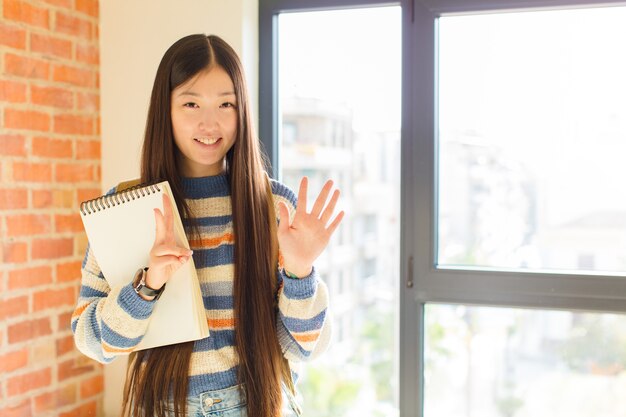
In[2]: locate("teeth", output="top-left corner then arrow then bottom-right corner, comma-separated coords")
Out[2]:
195,137 -> 219,145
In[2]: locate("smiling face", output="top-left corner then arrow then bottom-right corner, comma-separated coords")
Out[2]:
170,65 -> 238,177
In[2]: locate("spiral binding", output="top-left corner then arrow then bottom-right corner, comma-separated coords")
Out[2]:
80,183 -> 162,215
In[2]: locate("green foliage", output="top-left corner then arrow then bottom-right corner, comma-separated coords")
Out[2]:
299,366 -> 361,417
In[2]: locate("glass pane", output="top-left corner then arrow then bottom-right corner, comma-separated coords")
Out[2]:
278,7 -> 401,417
425,304 -> 626,417
437,7 -> 626,273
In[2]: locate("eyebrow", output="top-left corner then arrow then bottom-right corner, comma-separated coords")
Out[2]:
176,91 -> 236,98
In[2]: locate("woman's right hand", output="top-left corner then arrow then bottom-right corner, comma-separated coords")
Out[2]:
145,194 -> 193,291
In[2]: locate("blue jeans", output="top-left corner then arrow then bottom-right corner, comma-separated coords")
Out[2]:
164,384 -> 301,417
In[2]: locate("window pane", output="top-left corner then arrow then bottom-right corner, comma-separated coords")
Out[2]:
425,304 -> 626,417
437,7 -> 626,273
278,7 -> 401,417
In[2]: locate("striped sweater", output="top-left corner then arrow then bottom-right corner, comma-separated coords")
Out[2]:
71,174 -> 330,396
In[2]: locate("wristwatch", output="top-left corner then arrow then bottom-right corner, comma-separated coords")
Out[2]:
133,267 -> 165,300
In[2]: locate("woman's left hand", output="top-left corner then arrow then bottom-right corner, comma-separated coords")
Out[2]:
277,177 -> 345,278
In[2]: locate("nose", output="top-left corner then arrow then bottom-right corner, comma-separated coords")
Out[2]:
198,107 -> 219,131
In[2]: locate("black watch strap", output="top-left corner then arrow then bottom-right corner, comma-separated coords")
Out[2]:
133,267 -> 165,300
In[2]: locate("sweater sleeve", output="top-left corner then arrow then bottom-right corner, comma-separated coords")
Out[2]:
71,187 -> 157,363
271,180 -> 332,361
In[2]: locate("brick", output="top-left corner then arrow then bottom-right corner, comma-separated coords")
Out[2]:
34,383 -> 77,413
7,368 -> 52,396
6,214 -> 51,237
4,0 -> 50,29
32,189 -> 51,208
76,0 -> 98,18
57,261 -> 81,283
32,339 -> 56,363
0,79 -> 27,103
0,400 -> 31,417
60,400 -> 98,417
0,188 -> 28,209
43,0 -> 72,7
0,22 -> 26,49
58,358 -> 95,381
76,92 -> 99,111
8,265 -> 53,290
0,296 -> 28,320
4,53 -> 49,79
31,85 -> 73,109
32,137 -> 73,158
58,311 -> 73,331
2,241 -> 28,263
76,140 -> 100,159
76,233 -> 88,256
77,188 -> 101,205
0,348 -> 29,373
76,43 -> 99,65
52,64 -> 95,88
33,287 -> 75,311
0,134 -> 27,157
4,109 -> 50,132
54,114 -> 93,135
13,162 -> 52,182
79,374 -> 103,399
54,189 -> 76,208
32,238 -> 73,259
55,213 -> 83,233
8,318 -> 52,343
30,33 -> 72,59
55,163 -> 94,182
56,334 -> 75,357
55,11 -> 92,39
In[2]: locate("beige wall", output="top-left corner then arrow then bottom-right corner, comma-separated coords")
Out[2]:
99,1 -> 258,415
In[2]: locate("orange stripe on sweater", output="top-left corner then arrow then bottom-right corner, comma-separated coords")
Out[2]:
103,343 -> 136,353
189,233 -> 234,248
293,331 -> 321,343
207,318 -> 235,329
71,303 -> 89,319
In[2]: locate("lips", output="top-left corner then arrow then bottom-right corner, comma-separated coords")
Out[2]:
194,137 -> 221,145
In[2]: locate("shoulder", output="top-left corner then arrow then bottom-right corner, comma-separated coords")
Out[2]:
269,178 -> 297,208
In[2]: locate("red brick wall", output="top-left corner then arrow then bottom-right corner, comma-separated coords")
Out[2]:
0,0 -> 103,415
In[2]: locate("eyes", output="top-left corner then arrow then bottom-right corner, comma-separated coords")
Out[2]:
182,102 -> 237,109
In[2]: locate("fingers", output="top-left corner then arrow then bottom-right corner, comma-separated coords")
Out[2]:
154,195 -> 175,243
277,201 -> 291,233
151,253 -> 190,269
326,210 -> 345,236
163,194 -> 174,240
311,180 -> 333,218
296,177 -> 308,214
152,243 -> 192,259
320,188 -> 340,225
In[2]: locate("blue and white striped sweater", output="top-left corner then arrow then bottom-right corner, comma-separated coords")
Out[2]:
72,174 -> 330,396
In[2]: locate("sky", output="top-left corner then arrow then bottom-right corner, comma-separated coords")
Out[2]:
277,5 -> 626,229
278,6 -> 402,133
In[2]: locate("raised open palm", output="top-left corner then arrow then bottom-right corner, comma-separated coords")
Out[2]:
277,177 -> 345,278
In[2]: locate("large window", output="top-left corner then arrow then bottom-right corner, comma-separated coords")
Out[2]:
438,8 -> 626,273
275,6 -> 401,417
260,1 -> 626,416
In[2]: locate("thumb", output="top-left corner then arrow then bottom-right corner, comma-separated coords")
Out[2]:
277,202 -> 291,234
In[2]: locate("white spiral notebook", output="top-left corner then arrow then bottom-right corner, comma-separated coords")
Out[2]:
79,180 -> 209,350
